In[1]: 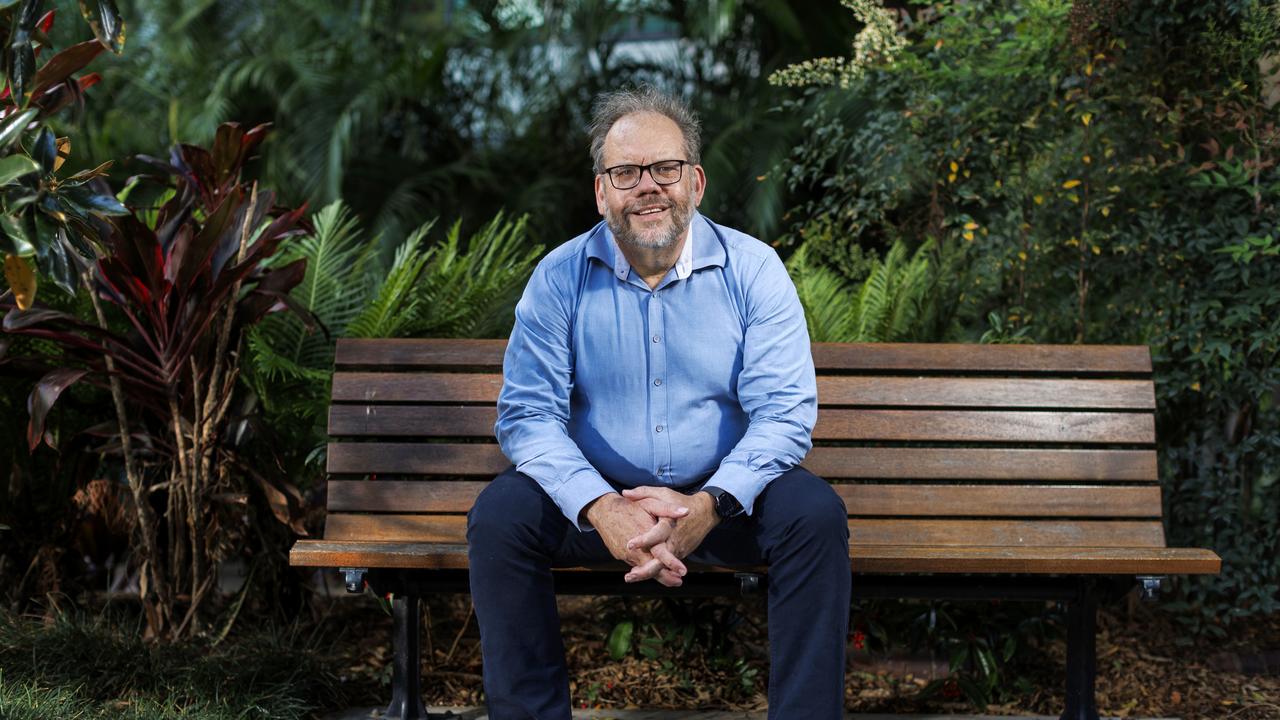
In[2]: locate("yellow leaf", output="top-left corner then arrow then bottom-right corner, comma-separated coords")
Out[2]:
756,175 -> 766,182
994,179 -> 1002,188
1082,113 -> 1092,126
964,222 -> 979,230
1017,251 -> 1027,260
55,137 -> 71,172
948,173 -> 957,183
963,231 -> 975,241
1101,207 -> 1111,217
1033,194 -> 1044,205
1091,244 -> 1101,255
1191,382 -> 1200,392
949,161 -> 958,173
1082,155 -> 1092,164
1108,185 -> 1121,192
1068,193 -> 1080,203
1066,237 -> 1080,247
1085,63 -> 1093,76
981,227 -> 988,236
3,254 -> 36,310
1062,179 -> 1083,189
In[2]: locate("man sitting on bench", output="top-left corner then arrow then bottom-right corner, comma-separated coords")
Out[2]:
467,85 -> 851,720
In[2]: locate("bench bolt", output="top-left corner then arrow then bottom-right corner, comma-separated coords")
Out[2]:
340,567 -> 368,594
736,572 -> 762,595
1137,575 -> 1164,601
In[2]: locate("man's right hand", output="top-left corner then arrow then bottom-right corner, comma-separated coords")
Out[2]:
583,493 -> 689,587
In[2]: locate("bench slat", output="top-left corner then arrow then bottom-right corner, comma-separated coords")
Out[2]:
817,377 -> 1154,409
327,480 -> 1162,518
321,514 -> 1166,548
327,406 -> 1154,444
333,339 -> 1153,375
332,373 -> 503,403
289,542 -> 1217,575
817,409 -> 1153,443
329,405 -> 496,437
803,447 -> 1157,481
331,373 -> 1155,409
327,443 -> 509,476
326,444 -> 1158,481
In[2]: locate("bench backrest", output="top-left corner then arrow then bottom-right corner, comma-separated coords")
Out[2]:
323,339 -> 1166,556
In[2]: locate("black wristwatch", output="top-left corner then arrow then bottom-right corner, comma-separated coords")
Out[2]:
701,486 -> 743,519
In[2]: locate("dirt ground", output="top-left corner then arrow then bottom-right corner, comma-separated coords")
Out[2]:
315,591 -> 1280,719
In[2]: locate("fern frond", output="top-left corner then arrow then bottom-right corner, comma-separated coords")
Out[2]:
345,220 -> 434,338
786,243 -> 856,342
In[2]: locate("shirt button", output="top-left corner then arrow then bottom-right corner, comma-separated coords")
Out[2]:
652,335 -> 661,343
655,425 -> 664,433
654,379 -> 662,386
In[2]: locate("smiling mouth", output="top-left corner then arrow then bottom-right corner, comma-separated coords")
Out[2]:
631,206 -> 669,217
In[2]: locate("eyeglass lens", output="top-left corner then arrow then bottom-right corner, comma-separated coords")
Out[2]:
608,161 -> 684,190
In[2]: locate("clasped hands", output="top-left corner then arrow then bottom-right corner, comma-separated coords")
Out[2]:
583,486 -> 720,588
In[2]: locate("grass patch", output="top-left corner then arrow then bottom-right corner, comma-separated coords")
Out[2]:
0,601 -> 346,719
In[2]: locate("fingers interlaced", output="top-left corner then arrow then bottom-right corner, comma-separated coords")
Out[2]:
626,517 -> 674,551
635,497 -> 689,520
626,556 -> 684,587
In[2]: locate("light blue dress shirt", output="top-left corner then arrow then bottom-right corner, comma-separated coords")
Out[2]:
495,213 -> 817,530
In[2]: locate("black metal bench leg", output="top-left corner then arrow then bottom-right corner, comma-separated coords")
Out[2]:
386,594 -> 429,720
1061,583 -> 1100,720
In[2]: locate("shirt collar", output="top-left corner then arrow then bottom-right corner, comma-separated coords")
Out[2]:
586,213 -> 725,282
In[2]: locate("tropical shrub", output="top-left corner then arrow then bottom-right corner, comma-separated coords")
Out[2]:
772,0 -> 1280,704
245,201 -> 541,478
1,122 -> 308,639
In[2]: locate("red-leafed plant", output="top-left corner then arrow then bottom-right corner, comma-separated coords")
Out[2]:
1,122 -> 309,639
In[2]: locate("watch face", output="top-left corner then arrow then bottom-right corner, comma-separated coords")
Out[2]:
715,491 -> 741,518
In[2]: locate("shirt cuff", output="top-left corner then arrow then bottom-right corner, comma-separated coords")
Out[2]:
549,468 -> 617,532
705,463 -> 764,516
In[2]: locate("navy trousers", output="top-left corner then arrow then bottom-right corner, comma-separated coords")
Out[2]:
466,466 -> 851,719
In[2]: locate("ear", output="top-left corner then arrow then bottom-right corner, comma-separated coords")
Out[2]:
594,174 -> 607,216
691,164 -> 706,207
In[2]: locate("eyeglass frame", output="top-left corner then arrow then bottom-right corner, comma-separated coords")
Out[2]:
597,159 -> 690,190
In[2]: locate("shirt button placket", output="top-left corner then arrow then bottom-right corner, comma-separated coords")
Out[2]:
648,292 -> 670,482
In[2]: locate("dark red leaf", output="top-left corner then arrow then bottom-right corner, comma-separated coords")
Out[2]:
238,259 -> 307,324
27,368 -> 89,452
175,187 -> 241,291
4,306 -> 80,331
37,9 -> 54,34
30,40 -> 104,97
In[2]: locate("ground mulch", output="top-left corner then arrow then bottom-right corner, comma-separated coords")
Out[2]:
316,590 -> 1280,719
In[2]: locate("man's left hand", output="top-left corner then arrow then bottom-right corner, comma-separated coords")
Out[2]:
621,486 -> 720,583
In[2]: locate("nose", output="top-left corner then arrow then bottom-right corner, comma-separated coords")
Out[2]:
633,166 -> 664,192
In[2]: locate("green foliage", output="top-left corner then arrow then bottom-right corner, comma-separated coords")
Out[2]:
853,598 -> 1054,709
0,2 -> 128,305
78,0 -> 857,247
246,203 -> 541,478
0,604 -> 340,719
788,235 -> 967,342
776,0 -> 1280,630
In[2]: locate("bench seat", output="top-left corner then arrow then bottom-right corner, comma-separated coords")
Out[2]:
289,338 -> 1220,720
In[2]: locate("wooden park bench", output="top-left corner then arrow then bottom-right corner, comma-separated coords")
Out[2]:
290,338 -> 1221,720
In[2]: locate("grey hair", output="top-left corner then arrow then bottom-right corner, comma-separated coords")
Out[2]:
588,85 -> 702,173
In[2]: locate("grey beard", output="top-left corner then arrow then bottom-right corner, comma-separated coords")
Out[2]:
606,201 -> 692,250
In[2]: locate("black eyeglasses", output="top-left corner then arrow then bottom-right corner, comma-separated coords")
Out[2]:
598,160 -> 688,190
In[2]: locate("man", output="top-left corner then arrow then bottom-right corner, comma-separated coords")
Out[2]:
467,86 -> 850,719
